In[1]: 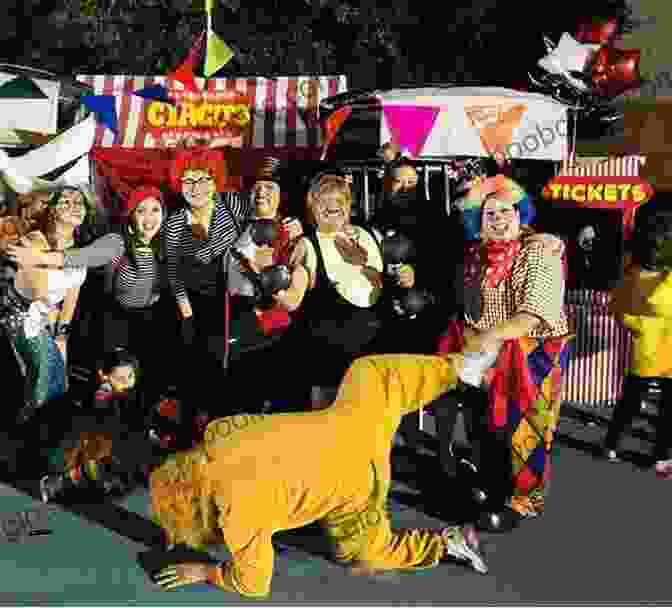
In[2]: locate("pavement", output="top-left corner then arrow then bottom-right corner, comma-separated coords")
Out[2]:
0,411 -> 670,606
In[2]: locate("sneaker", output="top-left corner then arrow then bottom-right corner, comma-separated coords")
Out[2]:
605,449 -> 620,462
655,460 -> 672,479
440,525 -> 488,574
39,475 -> 64,504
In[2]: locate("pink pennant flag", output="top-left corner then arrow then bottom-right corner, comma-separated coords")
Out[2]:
382,105 -> 440,158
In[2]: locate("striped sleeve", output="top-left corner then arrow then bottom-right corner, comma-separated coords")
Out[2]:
63,232 -> 125,269
164,208 -> 189,305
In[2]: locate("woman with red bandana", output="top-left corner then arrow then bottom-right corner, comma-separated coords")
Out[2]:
99,185 -> 169,408
435,174 -> 572,531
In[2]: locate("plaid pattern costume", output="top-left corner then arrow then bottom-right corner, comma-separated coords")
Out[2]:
438,242 -> 573,516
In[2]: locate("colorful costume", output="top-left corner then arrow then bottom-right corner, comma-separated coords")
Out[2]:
437,175 -> 572,518
151,354 -> 487,598
605,208 -> 672,463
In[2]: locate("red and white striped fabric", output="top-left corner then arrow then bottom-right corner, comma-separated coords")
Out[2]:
75,75 -> 347,149
563,290 -> 632,408
559,155 -> 645,177
557,155 -> 643,408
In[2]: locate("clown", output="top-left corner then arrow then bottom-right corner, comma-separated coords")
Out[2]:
436,174 -> 572,530
228,157 -> 302,338
282,172 -> 415,406
605,206 -> 672,473
151,354 -> 487,598
163,146 -> 251,428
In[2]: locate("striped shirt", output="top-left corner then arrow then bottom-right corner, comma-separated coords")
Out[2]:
165,192 -> 251,303
103,233 -> 163,310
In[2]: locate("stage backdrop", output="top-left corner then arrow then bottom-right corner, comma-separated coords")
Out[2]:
75,75 -> 347,150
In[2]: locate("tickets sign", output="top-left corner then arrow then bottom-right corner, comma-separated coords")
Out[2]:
542,176 -> 654,206
543,175 -> 655,240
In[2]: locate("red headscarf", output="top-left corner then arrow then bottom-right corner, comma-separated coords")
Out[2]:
119,185 -> 164,219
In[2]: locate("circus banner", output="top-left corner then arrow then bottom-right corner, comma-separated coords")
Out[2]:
75,75 -> 347,150
377,87 -> 568,160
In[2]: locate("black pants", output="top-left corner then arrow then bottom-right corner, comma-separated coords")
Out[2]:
180,292 -> 288,420
433,384 -> 513,511
605,374 -> 672,461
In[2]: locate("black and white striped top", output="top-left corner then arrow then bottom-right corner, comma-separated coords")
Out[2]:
165,192 -> 251,303
104,233 -> 163,310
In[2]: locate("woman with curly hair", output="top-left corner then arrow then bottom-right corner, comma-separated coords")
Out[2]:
163,147 -> 252,429
0,221 -> 68,457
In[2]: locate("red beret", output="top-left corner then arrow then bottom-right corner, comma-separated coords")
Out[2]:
120,185 -> 164,219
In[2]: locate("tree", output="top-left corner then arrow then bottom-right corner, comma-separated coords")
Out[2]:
0,0 -> 635,90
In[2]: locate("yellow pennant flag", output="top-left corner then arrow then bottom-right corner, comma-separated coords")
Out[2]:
204,30 -> 234,77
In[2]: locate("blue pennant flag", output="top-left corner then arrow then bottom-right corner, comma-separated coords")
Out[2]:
132,84 -> 176,105
80,95 -> 118,134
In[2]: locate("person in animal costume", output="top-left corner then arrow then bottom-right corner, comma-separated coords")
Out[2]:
151,353 -> 488,599
604,205 -> 672,475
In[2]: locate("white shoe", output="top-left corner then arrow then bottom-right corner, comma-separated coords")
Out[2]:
441,525 -> 488,574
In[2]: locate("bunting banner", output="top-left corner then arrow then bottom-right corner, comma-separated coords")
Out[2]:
204,31 -> 234,77
320,105 -> 353,160
0,73 -> 60,135
166,33 -> 205,93
7,115 -> 96,181
81,95 -> 119,134
381,105 -> 440,158
204,0 -> 234,77
76,75 -> 348,150
132,84 -> 176,105
377,87 -> 568,160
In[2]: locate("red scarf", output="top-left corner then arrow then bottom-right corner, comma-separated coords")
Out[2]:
464,240 -> 522,289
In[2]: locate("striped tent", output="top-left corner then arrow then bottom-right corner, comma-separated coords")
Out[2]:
75,75 -> 348,149
559,156 -> 644,409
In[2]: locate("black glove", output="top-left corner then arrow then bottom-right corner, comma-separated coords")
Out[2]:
180,317 -> 196,346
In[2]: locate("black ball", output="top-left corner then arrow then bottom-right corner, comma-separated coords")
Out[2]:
399,288 -> 429,315
249,219 -> 279,246
382,232 -> 414,265
259,264 -> 291,296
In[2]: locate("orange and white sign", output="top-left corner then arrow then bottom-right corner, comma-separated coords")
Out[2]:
377,87 -> 568,160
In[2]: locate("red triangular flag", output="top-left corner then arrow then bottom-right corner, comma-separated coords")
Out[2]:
320,105 -> 352,161
166,32 -> 205,93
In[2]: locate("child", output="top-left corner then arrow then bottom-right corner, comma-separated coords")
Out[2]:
604,207 -> 672,468
39,347 -> 172,502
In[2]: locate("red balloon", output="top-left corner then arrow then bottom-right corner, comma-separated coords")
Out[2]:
575,17 -> 618,44
591,46 -> 643,99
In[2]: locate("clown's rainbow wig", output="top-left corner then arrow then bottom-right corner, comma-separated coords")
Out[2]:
457,175 -> 535,242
